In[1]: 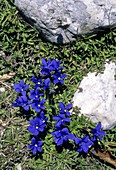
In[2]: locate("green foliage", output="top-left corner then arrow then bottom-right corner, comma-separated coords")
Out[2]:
0,0 -> 116,169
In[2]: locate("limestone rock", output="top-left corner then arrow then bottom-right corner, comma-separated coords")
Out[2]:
14,0 -> 116,44
73,62 -> 116,130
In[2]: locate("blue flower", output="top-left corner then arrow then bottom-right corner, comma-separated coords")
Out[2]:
53,72 -> 67,84
14,80 -> 29,95
31,99 -> 46,112
40,58 -> 54,76
51,127 -> 71,146
54,114 -> 71,129
43,78 -> 50,90
39,111 -> 46,119
12,95 -> 31,111
77,136 -> 93,153
28,116 -> 47,136
59,102 -> 72,116
29,89 -> 43,101
32,76 -> 43,89
74,137 -> 81,145
51,59 -> 63,72
28,137 -> 43,154
91,123 -> 106,142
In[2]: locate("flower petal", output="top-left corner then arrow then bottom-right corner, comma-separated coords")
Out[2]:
59,102 -> 65,110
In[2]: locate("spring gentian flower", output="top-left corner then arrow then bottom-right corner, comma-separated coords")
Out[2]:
28,137 -> 43,154
12,95 -> 31,111
53,72 -> 67,84
77,136 -> 93,153
43,78 -> 50,90
40,58 -> 54,75
29,89 -> 43,101
51,59 -> 63,72
32,76 -> 43,89
54,114 -> 71,129
14,80 -> 29,95
28,116 -> 47,136
39,111 -> 45,119
59,102 -> 72,116
51,127 -> 71,146
31,99 -> 46,112
91,123 -> 106,142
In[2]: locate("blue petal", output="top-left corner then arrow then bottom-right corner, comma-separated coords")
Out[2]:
20,80 -> 24,86
28,144 -> 34,150
12,103 -> 18,107
14,83 -> 19,89
75,137 -> 81,144
66,103 -> 72,110
56,131 -> 62,138
37,147 -> 42,152
61,127 -> 69,134
38,127 -> 44,132
32,147 -> 37,154
87,140 -> 93,146
53,79 -> 58,84
91,136 -> 96,142
55,121 -> 62,128
82,144 -> 89,153
51,130 -> 61,137
40,111 -> 45,118
60,80 -> 64,84
65,111 -> 70,116
96,123 -> 101,131
28,126 -> 39,136
37,141 -> 43,146
41,98 -> 46,104
56,138 -> 63,146
67,134 -> 75,140
33,130 -> 39,136
31,137 -> 36,144
53,116 -> 61,121
64,118 -> 71,123
42,58 -> 47,66
30,119 -> 36,126
77,147 -> 82,153
61,74 -> 67,78
81,136 -> 89,142
22,91 -> 26,96
34,117 -> 41,123
100,131 -> 106,136
15,88 -> 21,93
59,114 -> 65,119
44,78 -> 50,86
59,102 -> 65,110
24,105 -> 29,111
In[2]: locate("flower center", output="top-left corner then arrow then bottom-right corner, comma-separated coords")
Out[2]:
35,144 -> 37,147
36,126 -> 38,129
58,77 -> 61,80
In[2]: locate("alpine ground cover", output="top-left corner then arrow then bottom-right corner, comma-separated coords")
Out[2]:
0,0 -> 116,169
12,58 -> 106,155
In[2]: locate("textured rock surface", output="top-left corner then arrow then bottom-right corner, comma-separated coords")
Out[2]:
14,0 -> 116,44
73,62 -> 116,130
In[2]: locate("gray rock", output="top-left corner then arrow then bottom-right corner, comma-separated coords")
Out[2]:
14,0 -> 116,44
72,61 -> 116,130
